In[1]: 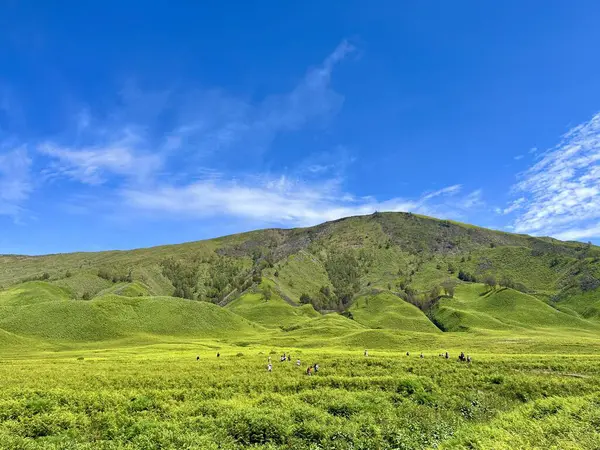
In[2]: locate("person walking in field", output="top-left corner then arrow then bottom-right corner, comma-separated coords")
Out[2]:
467,355 -> 472,363
459,352 -> 465,362
364,349 -> 368,357
217,352 -> 220,358
445,352 -> 449,359
420,353 -> 424,359
406,352 -> 410,356
306,366 -> 313,376
267,363 -> 272,372
288,354 -> 292,362
296,359 -> 301,366
268,355 -> 271,363
196,356 -> 200,361
314,363 -> 319,373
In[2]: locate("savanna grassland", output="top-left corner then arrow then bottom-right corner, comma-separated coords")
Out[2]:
1,212 -> 600,449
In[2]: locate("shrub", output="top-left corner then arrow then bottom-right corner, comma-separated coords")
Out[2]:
299,293 -> 311,304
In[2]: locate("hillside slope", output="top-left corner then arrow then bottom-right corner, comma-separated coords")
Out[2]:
0,212 -> 599,340
349,292 -> 440,333
432,284 -> 600,333
0,282 -> 262,342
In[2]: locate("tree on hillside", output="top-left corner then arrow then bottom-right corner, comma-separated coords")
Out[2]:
429,285 -> 442,300
458,270 -> 476,282
441,279 -> 456,297
262,285 -> 272,300
499,275 -> 514,289
299,293 -> 311,304
484,275 -> 497,291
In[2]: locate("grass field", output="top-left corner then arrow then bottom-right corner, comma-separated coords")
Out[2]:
1,343 -> 599,449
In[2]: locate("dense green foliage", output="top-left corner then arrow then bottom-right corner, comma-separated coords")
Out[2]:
0,348 -> 599,449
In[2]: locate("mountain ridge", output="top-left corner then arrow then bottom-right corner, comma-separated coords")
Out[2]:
0,211 -> 598,345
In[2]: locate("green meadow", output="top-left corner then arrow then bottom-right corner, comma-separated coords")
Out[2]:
1,213 -> 600,448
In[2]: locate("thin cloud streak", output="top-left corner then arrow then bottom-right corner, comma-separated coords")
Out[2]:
121,178 -> 480,227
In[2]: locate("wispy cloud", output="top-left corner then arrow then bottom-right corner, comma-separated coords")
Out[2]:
39,131 -> 162,185
0,145 -> 32,217
121,177 -> 480,227
421,184 -> 462,201
164,40 -> 355,160
553,224 -> 600,241
495,197 -> 526,215
510,112 -> 600,240
514,154 -> 524,161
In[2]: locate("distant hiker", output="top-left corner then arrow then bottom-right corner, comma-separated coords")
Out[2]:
406,352 -> 410,357
288,355 -> 292,362
268,363 -> 272,372
467,355 -> 472,363
268,355 -> 272,363
420,353 -> 424,359
459,352 -> 465,362
306,366 -> 313,376
314,363 -> 319,373
196,356 -> 200,361
217,352 -> 220,358
296,359 -> 301,366
445,352 -> 449,359
364,349 -> 368,357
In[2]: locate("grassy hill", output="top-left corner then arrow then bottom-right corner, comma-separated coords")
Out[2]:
432,284 -> 600,333
0,282 -> 262,342
0,212 -> 599,345
226,289 -> 319,329
349,292 -> 440,333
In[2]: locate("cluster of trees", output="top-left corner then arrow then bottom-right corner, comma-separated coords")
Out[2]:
97,267 -> 133,284
160,253 -> 264,302
580,274 -> 600,292
160,258 -> 199,300
204,257 -> 246,302
324,252 -> 362,309
22,272 -> 51,283
299,286 -> 340,311
458,270 -> 477,282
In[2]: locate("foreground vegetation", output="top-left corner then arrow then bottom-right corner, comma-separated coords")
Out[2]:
1,345 -> 599,449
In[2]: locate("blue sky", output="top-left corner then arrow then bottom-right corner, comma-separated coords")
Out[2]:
1,1 -> 600,254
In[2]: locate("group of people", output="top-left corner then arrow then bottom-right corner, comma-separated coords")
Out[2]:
363,349 -> 472,363
266,352 -> 319,374
458,352 -> 472,363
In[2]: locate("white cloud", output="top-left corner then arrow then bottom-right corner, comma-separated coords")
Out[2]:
121,176 -> 479,227
496,197 -> 526,215
39,129 -> 162,185
553,224 -> 600,241
421,184 -> 462,201
510,112 -> 600,240
462,189 -> 484,209
514,154 -> 524,160
0,146 -> 32,217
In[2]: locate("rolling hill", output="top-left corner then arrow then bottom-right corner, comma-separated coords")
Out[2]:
0,282 -> 262,342
0,212 -> 599,347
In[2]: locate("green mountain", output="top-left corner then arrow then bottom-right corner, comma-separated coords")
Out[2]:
0,212 -> 599,345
